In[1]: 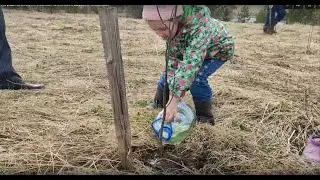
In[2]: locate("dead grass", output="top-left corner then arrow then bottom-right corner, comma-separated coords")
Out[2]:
0,9 -> 319,174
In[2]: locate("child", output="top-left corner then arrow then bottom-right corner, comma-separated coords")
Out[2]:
143,5 -> 235,125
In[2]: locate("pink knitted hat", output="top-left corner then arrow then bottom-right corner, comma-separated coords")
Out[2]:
142,5 -> 183,21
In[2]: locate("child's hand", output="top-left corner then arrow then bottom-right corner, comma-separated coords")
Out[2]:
161,95 -> 181,122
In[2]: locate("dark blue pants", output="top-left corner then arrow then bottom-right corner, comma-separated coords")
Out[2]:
0,8 -> 22,83
264,5 -> 286,26
157,58 -> 225,102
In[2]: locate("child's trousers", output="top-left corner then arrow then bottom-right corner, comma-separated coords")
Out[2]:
157,58 -> 225,102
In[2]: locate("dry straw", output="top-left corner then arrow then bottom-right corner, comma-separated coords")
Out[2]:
0,9 -> 319,174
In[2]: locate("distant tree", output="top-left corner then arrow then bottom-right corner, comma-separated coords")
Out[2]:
237,5 -> 251,23
286,9 -> 315,25
255,6 -> 267,23
312,10 -> 320,25
207,5 -> 236,21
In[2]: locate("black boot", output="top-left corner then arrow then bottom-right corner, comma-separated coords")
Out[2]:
270,20 -> 278,34
263,25 -> 268,33
264,20 -> 278,35
194,99 -> 215,125
0,77 -> 44,90
146,86 -> 169,110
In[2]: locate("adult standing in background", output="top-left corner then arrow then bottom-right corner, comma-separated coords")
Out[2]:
0,7 -> 44,90
263,5 -> 286,34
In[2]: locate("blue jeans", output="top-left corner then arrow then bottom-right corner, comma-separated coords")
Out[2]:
0,8 -> 22,82
157,58 -> 225,102
264,5 -> 286,26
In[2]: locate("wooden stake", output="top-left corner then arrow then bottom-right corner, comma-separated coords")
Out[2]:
98,6 -> 132,170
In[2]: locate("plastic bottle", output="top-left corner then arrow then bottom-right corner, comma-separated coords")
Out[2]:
303,132 -> 320,163
151,101 -> 196,145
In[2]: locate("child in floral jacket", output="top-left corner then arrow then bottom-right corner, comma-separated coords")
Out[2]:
143,5 -> 235,125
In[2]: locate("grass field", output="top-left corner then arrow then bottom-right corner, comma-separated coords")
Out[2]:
0,9 -> 319,174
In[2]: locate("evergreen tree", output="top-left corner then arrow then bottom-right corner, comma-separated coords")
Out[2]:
207,5 -> 235,21
237,5 -> 251,23
286,9 -> 315,25
255,6 -> 267,23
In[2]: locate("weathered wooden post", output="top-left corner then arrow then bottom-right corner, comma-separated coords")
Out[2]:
98,6 -> 132,170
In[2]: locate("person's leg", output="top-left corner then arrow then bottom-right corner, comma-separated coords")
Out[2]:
268,5 -> 286,34
190,58 -> 226,125
274,5 -> 286,24
264,5 -> 276,34
0,8 -> 23,83
264,6 -> 271,31
271,6 -> 276,24
0,8 -> 44,90
146,72 -> 169,109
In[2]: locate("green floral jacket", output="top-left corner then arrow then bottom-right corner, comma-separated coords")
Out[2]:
166,5 -> 235,98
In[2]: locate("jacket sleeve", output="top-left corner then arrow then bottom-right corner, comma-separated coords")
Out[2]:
167,25 -> 213,98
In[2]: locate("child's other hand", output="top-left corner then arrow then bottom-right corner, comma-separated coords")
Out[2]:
161,95 -> 181,122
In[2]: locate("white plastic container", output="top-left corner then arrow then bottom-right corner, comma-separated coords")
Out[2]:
151,101 -> 196,145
